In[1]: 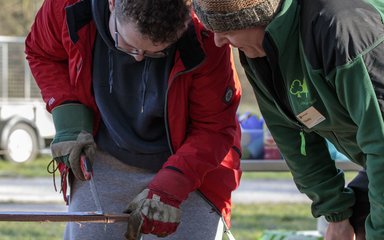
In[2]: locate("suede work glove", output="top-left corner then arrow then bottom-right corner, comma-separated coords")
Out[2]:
50,104 -> 96,181
124,168 -> 196,240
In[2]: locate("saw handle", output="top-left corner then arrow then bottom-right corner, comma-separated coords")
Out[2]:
80,155 -> 93,181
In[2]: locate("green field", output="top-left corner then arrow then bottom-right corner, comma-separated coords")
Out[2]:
0,155 -> 358,181
0,155 -> 53,178
0,203 -> 315,240
0,156 -> 358,239
0,222 -> 65,240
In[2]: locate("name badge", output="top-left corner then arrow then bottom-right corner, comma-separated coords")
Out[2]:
296,106 -> 325,128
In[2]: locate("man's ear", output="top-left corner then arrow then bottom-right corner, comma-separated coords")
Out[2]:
108,0 -> 115,12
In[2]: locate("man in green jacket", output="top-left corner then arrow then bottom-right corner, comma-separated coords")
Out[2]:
193,0 -> 384,239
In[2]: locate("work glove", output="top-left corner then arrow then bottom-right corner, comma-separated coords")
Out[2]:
124,168 -> 197,240
50,103 -> 96,181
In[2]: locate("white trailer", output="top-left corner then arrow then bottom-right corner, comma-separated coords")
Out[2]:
0,36 -> 54,163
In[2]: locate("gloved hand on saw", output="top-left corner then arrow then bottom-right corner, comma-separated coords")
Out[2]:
124,167 -> 197,239
50,103 -> 96,181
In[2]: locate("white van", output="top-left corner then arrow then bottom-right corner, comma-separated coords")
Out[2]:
0,36 -> 54,163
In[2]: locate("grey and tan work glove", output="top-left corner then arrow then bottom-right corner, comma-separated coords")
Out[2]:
124,168 -> 197,239
50,103 -> 96,181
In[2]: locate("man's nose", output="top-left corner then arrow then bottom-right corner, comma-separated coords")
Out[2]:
213,33 -> 229,47
133,54 -> 145,62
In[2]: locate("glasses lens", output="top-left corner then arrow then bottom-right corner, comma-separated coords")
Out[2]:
116,45 -> 139,55
114,14 -> 169,58
117,45 -> 168,58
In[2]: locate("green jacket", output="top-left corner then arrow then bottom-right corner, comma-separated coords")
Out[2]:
240,0 -> 384,238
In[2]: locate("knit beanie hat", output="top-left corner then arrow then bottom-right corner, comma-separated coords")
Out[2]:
193,0 -> 282,32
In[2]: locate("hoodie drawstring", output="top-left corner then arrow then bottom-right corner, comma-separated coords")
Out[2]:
108,49 -> 114,93
141,59 -> 151,113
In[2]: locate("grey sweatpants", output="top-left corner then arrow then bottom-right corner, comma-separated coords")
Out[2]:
64,151 -> 224,240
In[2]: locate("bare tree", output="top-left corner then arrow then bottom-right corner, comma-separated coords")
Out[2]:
0,0 -> 43,36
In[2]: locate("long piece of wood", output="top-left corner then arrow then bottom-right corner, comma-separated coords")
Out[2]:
0,211 -> 130,223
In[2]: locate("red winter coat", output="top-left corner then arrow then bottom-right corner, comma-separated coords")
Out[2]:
25,0 -> 242,226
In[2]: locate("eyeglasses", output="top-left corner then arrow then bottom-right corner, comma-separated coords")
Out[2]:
114,13 -> 168,58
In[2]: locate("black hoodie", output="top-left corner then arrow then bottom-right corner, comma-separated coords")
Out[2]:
91,0 -> 174,171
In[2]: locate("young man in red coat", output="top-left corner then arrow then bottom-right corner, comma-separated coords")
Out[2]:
26,0 -> 242,239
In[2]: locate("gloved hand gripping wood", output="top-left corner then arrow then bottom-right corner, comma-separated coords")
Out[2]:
124,168 -> 197,239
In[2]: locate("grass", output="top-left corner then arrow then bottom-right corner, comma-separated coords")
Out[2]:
0,155 -> 53,178
242,171 -> 294,180
0,155 -> 358,182
230,203 -> 316,239
0,222 -> 65,240
0,156 -> 356,239
0,203 -> 315,240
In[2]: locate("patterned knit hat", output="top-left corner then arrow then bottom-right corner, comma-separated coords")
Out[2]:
193,0 -> 282,32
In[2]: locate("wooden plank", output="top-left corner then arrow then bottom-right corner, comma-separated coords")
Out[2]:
0,212 -> 130,223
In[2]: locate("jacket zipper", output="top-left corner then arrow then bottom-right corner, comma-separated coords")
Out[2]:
264,32 -> 307,156
140,58 -> 151,113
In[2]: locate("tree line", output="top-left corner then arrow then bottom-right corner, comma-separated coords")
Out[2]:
0,0 -> 43,36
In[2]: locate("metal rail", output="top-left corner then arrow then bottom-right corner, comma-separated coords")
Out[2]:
241,159 -> 362,172
0,212 -> 130,223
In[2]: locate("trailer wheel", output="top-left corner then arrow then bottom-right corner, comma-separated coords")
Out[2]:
4,123 -> 39,163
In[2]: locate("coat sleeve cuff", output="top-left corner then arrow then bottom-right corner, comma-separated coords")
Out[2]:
324,208 -> 353,222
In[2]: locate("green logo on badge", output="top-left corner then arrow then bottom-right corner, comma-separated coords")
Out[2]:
290,79 -> 308,98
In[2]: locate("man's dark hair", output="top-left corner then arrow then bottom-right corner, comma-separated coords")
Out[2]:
115,0 -> 192,43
